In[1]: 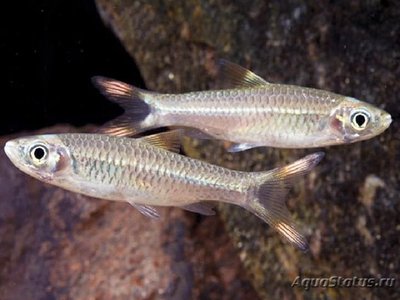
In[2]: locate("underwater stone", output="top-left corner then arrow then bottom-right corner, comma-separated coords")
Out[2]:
0,126 -> 257,300
94,1 -> 400,299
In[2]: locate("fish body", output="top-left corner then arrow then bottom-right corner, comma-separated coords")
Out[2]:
93,61 -> 392,151
4,132 -> 324,249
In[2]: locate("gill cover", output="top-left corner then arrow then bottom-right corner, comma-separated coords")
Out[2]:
329,97 -> 391,144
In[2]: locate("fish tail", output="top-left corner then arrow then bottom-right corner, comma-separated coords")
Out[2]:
244,152 -> 324,250
92,77 -> 157,137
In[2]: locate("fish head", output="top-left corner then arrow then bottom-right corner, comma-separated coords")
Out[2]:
4,135 -> 73,184
329,97 -> 392,144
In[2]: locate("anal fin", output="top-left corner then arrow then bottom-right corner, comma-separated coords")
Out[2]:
181,202 -> 216,216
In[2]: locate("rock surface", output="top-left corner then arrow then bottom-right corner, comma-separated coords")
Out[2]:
0,126 -> 258,300
94,1 -> 400,299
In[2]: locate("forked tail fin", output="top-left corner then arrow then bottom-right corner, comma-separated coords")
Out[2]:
92,77 -> 156,137
245,152 -> 324,251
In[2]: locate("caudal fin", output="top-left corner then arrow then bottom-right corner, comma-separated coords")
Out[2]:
245,152 -> 324,251
92,76 -> 155,137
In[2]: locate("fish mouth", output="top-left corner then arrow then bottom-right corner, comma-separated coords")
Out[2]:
383,113 -> 392,128
4,140 -> 19,163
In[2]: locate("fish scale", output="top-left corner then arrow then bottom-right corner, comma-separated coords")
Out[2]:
157,86 -> 336,125
59,134 -> 243,203
5,132 -> 325,249
92,61 -> 391,149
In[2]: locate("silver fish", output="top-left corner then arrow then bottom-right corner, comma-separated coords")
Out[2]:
4,131 -> 323,250
93,61 -> 392,152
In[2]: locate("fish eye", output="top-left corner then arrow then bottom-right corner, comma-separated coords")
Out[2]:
350,110 -> 370,130
29,144 -> 48,162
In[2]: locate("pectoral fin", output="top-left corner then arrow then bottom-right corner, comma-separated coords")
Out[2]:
183,128 -> 215,140
129,202 -> 160,219
226,142 -> 256,152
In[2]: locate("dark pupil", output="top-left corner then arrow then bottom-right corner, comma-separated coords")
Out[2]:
355,114 -> 366,127
33,147 -> 46,160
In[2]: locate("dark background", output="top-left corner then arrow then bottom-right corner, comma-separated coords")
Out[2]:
0,0 -> 144,136
0,1 -> 399,299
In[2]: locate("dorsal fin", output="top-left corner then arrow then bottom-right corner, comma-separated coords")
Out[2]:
138,130 -> 182,153
218,59 -> 270,88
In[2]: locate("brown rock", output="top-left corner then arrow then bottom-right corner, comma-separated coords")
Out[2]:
0,126 -> 258,300
93,1 -> 400,299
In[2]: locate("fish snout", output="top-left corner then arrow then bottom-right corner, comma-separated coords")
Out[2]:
382,113 -> 392,128
4,140 -> 19,162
